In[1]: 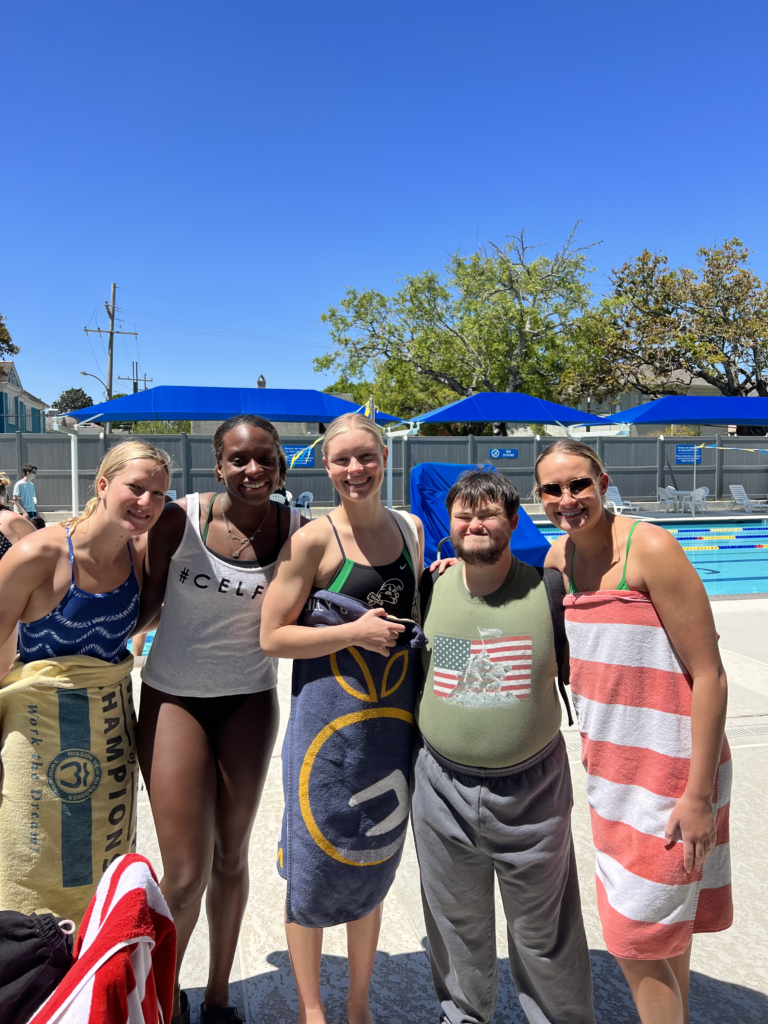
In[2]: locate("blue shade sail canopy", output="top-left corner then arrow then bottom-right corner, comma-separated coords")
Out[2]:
603,395 -> 768,426
410,391 -> 605,425
410,462 -> 551,568
66,386 -> 401,424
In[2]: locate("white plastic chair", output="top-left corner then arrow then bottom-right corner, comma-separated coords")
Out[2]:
270,490 -> 293,505
294,491 -> 314,518
728,484 -> 768,512
605,486 -> 639,515
657,486 -> 677,512
682,488 -> 708,514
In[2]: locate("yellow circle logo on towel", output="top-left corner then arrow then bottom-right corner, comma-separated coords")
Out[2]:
299,708 -> 414,867
47,749 -> 102,803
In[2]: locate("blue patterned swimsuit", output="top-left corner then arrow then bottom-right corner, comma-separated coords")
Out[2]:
19,527 -> 140,664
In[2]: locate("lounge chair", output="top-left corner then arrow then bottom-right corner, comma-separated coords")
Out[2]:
605,485 -> 640,515
727,485 -> 768,513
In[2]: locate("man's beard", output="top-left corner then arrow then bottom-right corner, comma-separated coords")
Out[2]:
451,524 -> 511,566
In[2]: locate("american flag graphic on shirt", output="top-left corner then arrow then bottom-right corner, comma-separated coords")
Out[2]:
432,631 -> 533,703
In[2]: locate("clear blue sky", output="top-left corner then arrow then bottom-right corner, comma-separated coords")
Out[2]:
2,1 -> 766,407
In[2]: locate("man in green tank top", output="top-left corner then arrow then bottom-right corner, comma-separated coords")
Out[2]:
412,471 -> 594,1024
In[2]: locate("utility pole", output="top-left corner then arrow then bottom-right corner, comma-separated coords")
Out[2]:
118,361 -> 153,394
83,283 -> 138,434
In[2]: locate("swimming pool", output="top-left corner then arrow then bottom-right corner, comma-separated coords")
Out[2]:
536,519 -> 768,597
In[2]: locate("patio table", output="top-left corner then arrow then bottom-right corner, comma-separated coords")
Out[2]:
667,489 -> 693,512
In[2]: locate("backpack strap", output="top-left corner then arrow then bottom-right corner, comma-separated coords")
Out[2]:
535,565 -> 574,727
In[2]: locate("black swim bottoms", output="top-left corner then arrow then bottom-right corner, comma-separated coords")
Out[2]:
177,691 -> 252,733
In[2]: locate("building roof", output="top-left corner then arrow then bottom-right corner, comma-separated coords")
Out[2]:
0,361 -> 48,407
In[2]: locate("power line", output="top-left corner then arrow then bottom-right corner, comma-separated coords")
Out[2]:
120,287 -> 321,324
119,309 -> 327,349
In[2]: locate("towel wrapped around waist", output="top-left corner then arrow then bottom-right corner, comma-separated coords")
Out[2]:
278,591 -> 426,927
0,655 -> 137,926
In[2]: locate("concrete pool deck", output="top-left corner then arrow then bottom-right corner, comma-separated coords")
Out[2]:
135,598 -> 768,1023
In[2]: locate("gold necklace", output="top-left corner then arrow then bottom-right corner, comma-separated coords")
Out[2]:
219,494 -> 271,559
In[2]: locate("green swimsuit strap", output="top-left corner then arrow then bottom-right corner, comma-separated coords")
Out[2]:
568,543 -> 578,595
201,493 -> 217,544
616,519 -> 639,591
569,518 -> 639,595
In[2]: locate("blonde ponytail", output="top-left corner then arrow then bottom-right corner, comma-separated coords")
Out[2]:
66,440 -> 172,533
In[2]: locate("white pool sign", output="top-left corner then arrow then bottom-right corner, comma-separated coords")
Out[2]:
489,448 -> 519,459
675,445 -> 702,465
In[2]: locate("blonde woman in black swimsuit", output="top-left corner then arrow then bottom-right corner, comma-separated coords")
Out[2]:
262,413 -> 424,1024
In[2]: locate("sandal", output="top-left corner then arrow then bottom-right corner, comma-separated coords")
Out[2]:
171,990 -> 190,1024
199,1004 -> 245,1024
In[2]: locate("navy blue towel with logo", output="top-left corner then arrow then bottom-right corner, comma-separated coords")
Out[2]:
278,590 -> 426,928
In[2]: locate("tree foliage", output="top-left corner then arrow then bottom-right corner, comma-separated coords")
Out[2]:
133,420 -> 191,434
605,238 -> 768,397
0,313 -> 20,358
315,227 -> 615,419
55,387 -> 94,413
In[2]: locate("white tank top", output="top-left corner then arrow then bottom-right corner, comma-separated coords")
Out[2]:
142,493 -> 301,697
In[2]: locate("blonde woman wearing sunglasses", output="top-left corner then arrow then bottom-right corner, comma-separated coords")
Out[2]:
537,439 -> 731,1024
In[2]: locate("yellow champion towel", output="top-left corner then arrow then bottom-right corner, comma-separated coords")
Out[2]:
0,654 -> 137,925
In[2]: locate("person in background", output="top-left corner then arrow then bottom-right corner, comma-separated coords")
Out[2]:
29,516 -> 47,529
538,439 -> 731,1024
12,464 -> 37,518
0,472 -> 36,675
412,469 -> 593,1024
136,414 -> 304,1024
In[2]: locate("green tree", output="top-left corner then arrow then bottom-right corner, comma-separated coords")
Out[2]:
134,420 -> 191,434
605,238 -> 768,397
0,313 -> 20,358
55,387 -> 94,413
315,226 -> 616,420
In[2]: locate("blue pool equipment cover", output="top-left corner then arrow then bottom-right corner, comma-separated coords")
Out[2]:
66,386 -> 401,424
410,392 -> 605,426
410,462 -> 551,567
603,395 -> 768,425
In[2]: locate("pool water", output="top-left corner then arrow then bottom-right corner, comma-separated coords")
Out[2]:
536,519 -> 768,597
127,630 -> 156,655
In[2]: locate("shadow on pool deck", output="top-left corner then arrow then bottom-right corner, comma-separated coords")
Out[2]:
182,946 -> 768,1024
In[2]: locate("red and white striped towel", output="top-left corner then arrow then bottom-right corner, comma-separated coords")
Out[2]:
28,853 -> 176,1024
564,590 -> 732,960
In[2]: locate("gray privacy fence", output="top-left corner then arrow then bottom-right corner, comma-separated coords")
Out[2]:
2,431 -> 767,511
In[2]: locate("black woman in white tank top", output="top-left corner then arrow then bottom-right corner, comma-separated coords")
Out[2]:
135,415 -> 309,1024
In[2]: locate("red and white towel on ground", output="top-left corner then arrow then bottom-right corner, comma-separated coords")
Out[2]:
27,854 -> 176,1024
565,590 -> 732,960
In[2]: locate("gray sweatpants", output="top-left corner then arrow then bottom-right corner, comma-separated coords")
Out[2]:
411,733 -> 594,1024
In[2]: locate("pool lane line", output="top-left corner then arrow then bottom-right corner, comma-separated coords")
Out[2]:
682,543 -> 768,551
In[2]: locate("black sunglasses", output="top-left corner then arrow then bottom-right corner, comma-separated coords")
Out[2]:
536,477 -> 595,499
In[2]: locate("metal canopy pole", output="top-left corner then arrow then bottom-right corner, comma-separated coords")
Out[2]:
386,436 -> 393,508
53,415 -> 101,515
